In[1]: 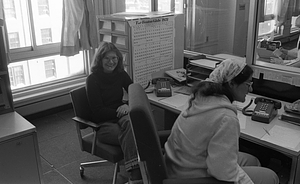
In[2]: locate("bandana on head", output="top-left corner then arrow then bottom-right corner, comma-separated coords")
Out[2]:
206,58 -> 246,83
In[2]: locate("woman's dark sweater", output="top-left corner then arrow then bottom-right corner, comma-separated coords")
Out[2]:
86,70 -> 133,123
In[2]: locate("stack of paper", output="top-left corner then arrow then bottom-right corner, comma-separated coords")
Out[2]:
190,59 -> 219,69
159,94 -> 190,110
165,68 -> 186,82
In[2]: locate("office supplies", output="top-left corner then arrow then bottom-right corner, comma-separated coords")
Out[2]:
152,77 -> 173,97
263,127 -> 270,135
251,97 -> 282,123
284,99 -> 300,115
174,85 -> 191,95
183,51 -> 207,68
159,93 -> 189,110
261,125 -> 300,151
165,68 -> 186,83
242,98 -> 254,116
279,113 -> 300,125
185,58 -> 221,86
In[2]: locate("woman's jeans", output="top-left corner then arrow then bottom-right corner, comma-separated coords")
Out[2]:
239,152 -> 279,184
97,115 -> 139,172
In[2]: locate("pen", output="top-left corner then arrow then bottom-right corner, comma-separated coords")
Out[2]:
263,127 -> 270,135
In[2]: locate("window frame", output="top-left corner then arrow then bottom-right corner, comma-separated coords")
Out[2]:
258,0 -> 300,40
2,0 -> 90,107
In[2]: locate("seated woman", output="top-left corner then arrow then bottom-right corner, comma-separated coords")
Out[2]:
164,59 -> 279,184
86,41 -> 142,184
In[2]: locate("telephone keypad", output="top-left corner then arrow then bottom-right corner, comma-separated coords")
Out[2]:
259,103 -> 269,111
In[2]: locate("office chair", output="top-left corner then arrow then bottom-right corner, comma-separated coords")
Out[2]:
128,83 -> 233,184
69,86 -> 123,184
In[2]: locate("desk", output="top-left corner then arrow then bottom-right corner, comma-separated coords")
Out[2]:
148,88 -> 300,184
0,112 -> 42,184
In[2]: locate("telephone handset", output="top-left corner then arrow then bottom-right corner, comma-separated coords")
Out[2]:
151,77 -> 173,97
251,97 -> 282,123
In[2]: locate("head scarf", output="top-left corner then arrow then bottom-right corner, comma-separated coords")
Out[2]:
206,58 -> 246,83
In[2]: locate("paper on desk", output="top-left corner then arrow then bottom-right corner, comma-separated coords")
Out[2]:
165,68 -> 186,82
159,94 -> 190,110
190,59 -> 219,69
237,113 -> 246,129
261,125 -> 300,151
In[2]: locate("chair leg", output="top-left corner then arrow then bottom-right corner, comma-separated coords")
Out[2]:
80,160 -> 109,168
112,162 -> 120,184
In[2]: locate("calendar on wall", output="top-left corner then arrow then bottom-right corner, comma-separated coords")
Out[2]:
129,15 -> 175,87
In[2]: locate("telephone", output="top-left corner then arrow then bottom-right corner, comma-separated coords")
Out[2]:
251,97 -> 282,123
152,77 -> 173,97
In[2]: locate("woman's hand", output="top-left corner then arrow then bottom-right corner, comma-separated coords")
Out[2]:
270,57 -> 284,65
116,104 -> 129,118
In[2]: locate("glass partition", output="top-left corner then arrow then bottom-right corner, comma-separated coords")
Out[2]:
185,0 -> 251,59
252,0 -> 300,71
246,0 -> 300,102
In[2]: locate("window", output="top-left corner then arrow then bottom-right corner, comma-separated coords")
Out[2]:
258,0 -> 276,36
122,0 -> 182,13
41,28 -> 52,44
8,32 -> 20,48
38,0 -> 49,16
44,59 -> 56,78
3,0 -> 16,19
247,0 -> 300,102
2,0 -> 86,101
8,65 -> 25,87
125,0 -> 150,12
254,0 -> 300,70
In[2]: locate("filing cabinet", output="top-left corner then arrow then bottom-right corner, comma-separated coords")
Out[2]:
0,112 -> 42,184
0,134 -> 41,183
96,14 -> 133,78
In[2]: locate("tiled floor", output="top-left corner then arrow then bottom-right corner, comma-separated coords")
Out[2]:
28,107 -> 128,184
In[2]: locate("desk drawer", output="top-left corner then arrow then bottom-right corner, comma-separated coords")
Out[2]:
0,134 -> 41,183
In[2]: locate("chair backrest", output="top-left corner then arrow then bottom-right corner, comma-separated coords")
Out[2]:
128,83 -> 168,184
70,86 -> 93,129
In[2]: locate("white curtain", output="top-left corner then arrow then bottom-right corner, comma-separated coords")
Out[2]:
275,0 -> 290,27
60,0 -> 98,56
292,0 -> 300,16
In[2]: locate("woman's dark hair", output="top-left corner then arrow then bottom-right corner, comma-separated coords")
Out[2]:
188,65 -> 253,109
90,42 -> 124,73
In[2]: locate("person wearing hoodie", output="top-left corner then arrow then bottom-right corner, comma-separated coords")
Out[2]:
164,58 -> 279,184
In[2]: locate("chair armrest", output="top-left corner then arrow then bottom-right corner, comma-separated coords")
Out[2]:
163,177 -> 233,184
157,130 -> 171,146
72,116 -> 101,130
